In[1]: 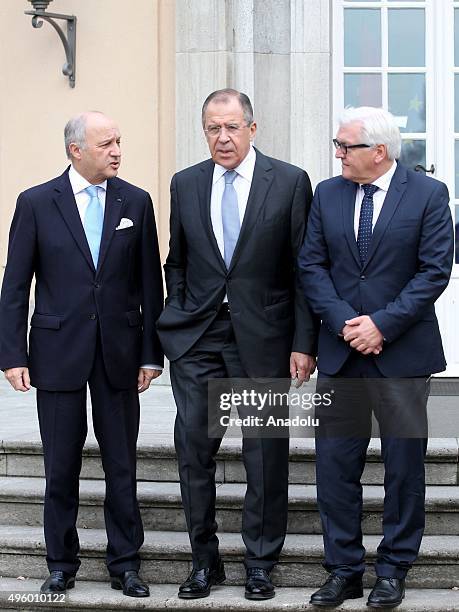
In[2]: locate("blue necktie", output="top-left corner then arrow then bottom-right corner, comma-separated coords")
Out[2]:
222,170 -> 240,268
83,185 -> 104,267
357,183 -> 378,265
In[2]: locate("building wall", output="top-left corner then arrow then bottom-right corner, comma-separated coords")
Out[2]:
176,0 -> 332,189
0,0 -> 332,270
0,0 -> 175,274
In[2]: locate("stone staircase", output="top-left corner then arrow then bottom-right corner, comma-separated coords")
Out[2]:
0,386 -> 458,610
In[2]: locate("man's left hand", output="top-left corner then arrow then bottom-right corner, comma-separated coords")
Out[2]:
137,368 -> 162,393
290,352 -> 316,388
343,315 -> 383,355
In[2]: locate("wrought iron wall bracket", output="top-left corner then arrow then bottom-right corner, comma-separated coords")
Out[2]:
25,10 -> 77,88
414,163 -> 435,174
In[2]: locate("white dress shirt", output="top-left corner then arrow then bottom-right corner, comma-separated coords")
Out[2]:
68,165 -> 107,220
210,145 -> 256,254
210,146 -> 256,303
354,161 -> 397,238
68,166 -> 161,373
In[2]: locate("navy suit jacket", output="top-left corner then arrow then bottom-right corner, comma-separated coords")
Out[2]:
157,149 -> 318,378
0,168 -> 164,391
298,163 -> 454,377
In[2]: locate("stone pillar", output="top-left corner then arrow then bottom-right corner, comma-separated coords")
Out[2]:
175,0 -> 332,186
175,0 -> 230,170
289,0 -> 331,186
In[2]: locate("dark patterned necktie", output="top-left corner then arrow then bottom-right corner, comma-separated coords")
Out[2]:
357,183 -> 378,265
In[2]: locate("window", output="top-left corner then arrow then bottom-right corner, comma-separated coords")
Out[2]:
334,0 -> 429,170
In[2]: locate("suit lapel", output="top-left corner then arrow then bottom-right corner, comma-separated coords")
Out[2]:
96,178 -> 124,275
228,150 -> 273,272
197,160 -> 227,272
363,163 -> 407,270
53,169 -> 95,273
342,179 -> 361,268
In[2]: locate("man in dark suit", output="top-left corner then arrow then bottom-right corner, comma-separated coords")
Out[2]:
298,107 -> 453,609
157,89 -> 317,600
0,111 -> 164,597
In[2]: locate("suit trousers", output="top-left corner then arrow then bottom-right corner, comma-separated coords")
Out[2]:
314,352 -> 429,579
170,315 -> 289,571
36,333 -> 144,576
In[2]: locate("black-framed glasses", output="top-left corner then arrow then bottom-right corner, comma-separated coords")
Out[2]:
333,139 -> 372,155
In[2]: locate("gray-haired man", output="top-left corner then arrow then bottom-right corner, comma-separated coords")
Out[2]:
157,89 -> 317,600
0,111 -> 164,596
299,106 -> 453,608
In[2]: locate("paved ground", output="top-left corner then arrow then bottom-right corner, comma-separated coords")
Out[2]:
0,377 -> 176,446
0,375 -> 458,444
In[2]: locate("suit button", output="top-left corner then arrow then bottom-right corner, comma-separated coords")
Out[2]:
94,283 -> 100,289
89,313 -> 97,320
360,275 -> 366,280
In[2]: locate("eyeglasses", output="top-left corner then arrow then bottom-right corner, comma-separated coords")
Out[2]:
204,123 -> 250,137
333,139 -> 372,155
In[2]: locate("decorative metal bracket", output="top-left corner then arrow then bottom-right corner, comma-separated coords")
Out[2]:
414,163 -> 435,174
25,4 -> 77,88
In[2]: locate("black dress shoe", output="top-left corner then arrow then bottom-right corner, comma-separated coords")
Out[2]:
178,558 -> 226,599
40,571 -> 75,594
245,567 -> 275,600
367,577 -> 405,608
310,574 -> 363,607
110,570 -> 150,597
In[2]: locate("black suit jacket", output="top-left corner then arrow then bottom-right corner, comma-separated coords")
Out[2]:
0,168 -> 164,391
157,148 -> 317,378
298,163 -> 454,377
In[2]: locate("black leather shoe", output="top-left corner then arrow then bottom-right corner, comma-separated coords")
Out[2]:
245,567 -> 275,600
367,577 -> 405,608
40,571 -> 75,594
178,558 -> 226,599
110,570 -> 150,597
310,574 -> 363,607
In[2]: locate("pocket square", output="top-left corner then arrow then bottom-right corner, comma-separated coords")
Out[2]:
116,217 -> 134,230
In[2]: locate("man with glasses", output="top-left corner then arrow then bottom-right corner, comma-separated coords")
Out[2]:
298,107 -> 453,608
157,89 -> 317,600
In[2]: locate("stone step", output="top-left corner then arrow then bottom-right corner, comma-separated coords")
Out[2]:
0,526 -> 458,589
0,578 -> 458,612
1,438 -> 458,485
1,477 -> 458,535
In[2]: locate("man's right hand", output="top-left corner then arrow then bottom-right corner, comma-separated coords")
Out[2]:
5,367 -> 31,392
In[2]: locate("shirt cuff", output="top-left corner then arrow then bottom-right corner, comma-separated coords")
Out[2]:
140,364 -> 163,371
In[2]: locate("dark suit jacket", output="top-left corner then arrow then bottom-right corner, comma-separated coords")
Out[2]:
156,148 -> 318,378
298,163 -> 454,377
0,168 -> 164,391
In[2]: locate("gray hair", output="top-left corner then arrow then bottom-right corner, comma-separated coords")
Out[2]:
64,111 -> 105,159
201,89 -> 254,127
64,114 -> 88,159
339,106 -> 401,160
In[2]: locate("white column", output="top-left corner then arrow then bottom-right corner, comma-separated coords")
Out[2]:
175,0 -> 332,186
290,0 -> 332,188
175,0 -> 229,170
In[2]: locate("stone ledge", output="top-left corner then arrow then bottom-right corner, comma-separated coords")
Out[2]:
0,478 -> 458,511
0,578 -> 458,611
0,526 -> 458,563
2,438 -> 458,462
